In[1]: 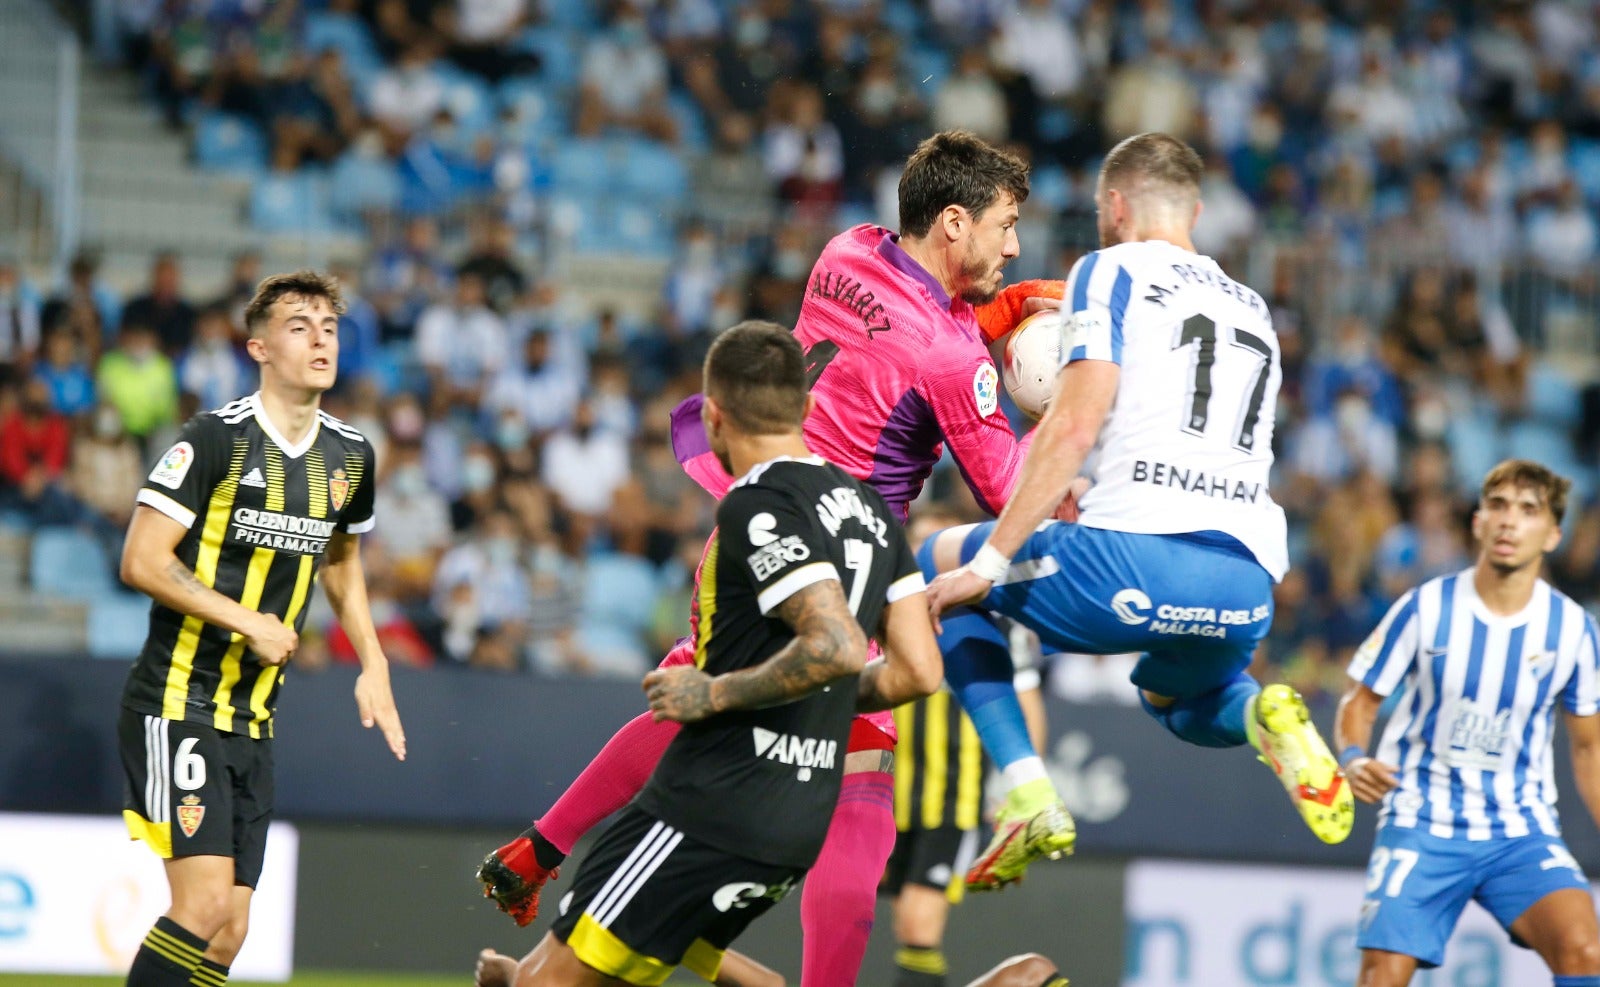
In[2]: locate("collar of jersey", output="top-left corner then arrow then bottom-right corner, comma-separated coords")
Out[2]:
249,391 -> 321,459
732,454 -> 826,487
1456,567 -> 1548,628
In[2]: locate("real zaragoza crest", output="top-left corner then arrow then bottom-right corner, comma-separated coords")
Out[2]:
177,794 -> 205,837
330,468 -> 350,511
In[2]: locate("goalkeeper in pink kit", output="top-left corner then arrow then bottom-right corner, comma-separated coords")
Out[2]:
476,132 -> 1071,987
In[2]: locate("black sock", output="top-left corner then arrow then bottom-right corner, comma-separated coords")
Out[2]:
529,825 -> 566,870
894,945 -> 947,987
188,957 -> 229,987
125,917 -> 205,987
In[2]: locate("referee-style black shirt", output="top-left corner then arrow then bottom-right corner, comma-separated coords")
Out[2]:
636,456 -> 923,869
121,393 -> 375,738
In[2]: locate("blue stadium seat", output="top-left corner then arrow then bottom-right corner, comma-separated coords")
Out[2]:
550,140 -> 617,196
667,93 -> 709,152
519,28 -> 581,90
1571,140 -> 1600,203
580,552 -> 660,633
437,70 -> 497,136
498,76 -> 568,142
1525,360 -> 1582,428
88,593 -> 151,660
543,0 -> 598,30
251,170 -> 332,234
612,203 -> 675,258
30,527 -> 113,600
1445,411 -> 1502,496
617,138 -> 688,201
304,11 -> 384,86
1505,420 -> 1578,473
328,151 -> 401,224
193,112 -> 268,177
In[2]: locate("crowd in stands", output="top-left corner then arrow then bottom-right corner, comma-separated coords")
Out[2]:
5,0 -> 1600,703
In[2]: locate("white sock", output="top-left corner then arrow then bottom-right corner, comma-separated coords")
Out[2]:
1002,756 -> 1049,792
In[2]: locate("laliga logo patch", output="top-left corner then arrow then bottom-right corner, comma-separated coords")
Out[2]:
149,441 -> 195,490
329,468 -> 350,511
973,363 -> 999,417
1110,588 -> 1152,625
177,794 -> 205,837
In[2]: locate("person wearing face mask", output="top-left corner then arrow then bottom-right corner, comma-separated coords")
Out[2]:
180,307 -> 251,412
575,4 -> 678,143
432,509 -> 532,665
69,403 -> 147,564
96,321 -> 180,455
374,440 -> 453,602
540,399 -> 630,520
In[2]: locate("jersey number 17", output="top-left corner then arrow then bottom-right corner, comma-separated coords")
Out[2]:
1174,314 -> 1273,453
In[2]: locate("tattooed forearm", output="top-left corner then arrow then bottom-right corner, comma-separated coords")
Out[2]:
165,560 -> 209,595
709,579 -> 867,713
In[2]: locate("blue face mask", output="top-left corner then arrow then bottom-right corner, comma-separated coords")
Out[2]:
463,457 -> 496,493
615,20 -> 646,46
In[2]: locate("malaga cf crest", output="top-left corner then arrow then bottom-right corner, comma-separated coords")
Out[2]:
330,468 -> 349,511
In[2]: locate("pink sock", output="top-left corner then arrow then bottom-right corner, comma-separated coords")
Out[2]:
800,772 -> 897,987
535,712 -> 679,854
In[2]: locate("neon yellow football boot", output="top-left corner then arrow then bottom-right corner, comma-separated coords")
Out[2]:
964,779 -> 1076,892
1246,683 -> 1354,844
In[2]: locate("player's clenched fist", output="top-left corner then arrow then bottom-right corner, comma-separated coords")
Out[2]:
643,665 -> 718,723
246,613 -> 298,666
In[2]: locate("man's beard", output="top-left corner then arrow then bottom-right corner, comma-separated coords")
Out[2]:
957,250 -> 1001,305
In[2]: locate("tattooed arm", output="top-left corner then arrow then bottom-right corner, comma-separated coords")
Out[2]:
644,579 -> 867,723
121,505 -> 300,664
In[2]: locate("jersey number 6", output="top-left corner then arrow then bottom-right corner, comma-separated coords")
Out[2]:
1173,314 -> 1273,453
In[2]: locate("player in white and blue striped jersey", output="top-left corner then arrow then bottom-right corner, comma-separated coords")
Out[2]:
1337,460 -> 1600,987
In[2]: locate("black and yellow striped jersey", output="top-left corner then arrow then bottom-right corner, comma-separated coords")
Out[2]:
893,688 -> 987,832
121,393 -> 376,738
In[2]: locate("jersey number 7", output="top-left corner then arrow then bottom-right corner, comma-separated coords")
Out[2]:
1173,314 -> 1273,452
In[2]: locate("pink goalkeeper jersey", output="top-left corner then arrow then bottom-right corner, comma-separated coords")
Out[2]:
671,225 -> 1035,744
675,224 -> 1030,520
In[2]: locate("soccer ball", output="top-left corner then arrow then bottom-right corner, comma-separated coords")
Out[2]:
1002,309 -> 1065,419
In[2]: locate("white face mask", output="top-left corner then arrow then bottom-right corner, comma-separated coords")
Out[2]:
463,457 -> 496,493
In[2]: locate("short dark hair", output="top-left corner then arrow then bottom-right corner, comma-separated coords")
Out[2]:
1100,132 -> 1203,196
243,270 -> 347,337
898,131 -> 1030,238
704,321 -> 807,434
1481,459 -> 1571,524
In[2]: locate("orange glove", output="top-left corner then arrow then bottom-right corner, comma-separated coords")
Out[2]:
973,279 -> 1067,343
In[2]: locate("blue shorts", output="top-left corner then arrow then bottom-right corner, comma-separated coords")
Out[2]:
1356,825 -> 1590,968
958,523 -> 1273,701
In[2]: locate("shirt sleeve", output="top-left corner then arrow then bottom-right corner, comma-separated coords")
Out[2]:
338,439 -> 377,534
1346,589 -> 1420,697
135,413 -> 230,530
915,345 -> 1028,516
883,522 -> 925,605
1561,612 -> 1600,716
717,486 -> 840,616
1062,250 -> 1133,367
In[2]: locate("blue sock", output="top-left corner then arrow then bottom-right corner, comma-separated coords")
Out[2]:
1554,976 -> 1600,986
1139,673 -> 1259,748
916,534 -> 1035,769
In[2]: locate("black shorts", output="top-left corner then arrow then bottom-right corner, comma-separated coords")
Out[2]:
550,806 -> 803,987
118,707 -> 274,888
880,825 -> 981,898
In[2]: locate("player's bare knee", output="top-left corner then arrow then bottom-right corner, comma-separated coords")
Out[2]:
1550,932 -> 1600,974
170,889 -> 233,940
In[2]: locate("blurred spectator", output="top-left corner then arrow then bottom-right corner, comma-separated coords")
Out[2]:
214,251 -> 262,328
691,113 -> 776,236
369,42 -> 447,141
367,217 -> 451,341
484,326 -> 581,437
1103,39 -> 1197,141
42,252 -> 116,356
415,270 -> 508,410
1374,489 -> 1470,601
270,49 -> 363,166
179,307 -> 251,410
576,5 -> 678,143
373,440 -> 453,602
432,509 -> 532,665
68,404 -> 144,550
437,0 -> 537,83
0,378 -> 78,525
661,222 -> 724,335
541,399 -> 630,520
1191,159 -> 1256,261
1526,179 -> 1597,277
763,83 -> 843,211
525,542 -> 587,675
0,261 -> 42,382
458,218 -> 527,314
932,48 -> 1009,144
992,0 -> 1082,102
121,252 -> 197,357
1303,315 -> 1405,428
329,262 -> 383,388
96,322 -> 179,452
33,329 -> 97,418
1445,166 -> 1518,274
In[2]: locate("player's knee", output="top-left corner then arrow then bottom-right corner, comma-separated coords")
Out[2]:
207,911 -> 249,965
1551,931 -> 1600,973
171,888 -> 234,940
